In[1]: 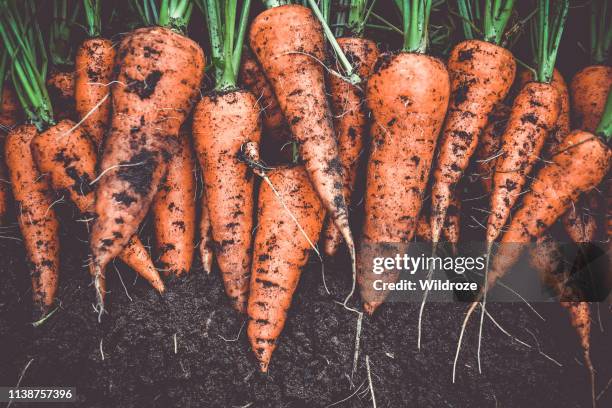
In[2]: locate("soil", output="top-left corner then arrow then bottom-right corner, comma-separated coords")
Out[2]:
1,210 -> 610,407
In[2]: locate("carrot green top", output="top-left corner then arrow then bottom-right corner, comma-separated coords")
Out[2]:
456,0 -> 515,46
49,0 -> 80,68
590,0 -> 612,65
531,0 -> 569,84
394,0 -> 432,54
332,0 -> 375,38
195,0 -> 252,91
0,0 -> 54,130
130,0 -> 194,33
83,0 -> 102,38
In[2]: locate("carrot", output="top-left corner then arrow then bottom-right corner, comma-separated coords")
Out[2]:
249,4 -> 356,271
247,165 -> 325,372
31,119 -> 165,296
360,1 -> 450,314
152,129 -> 196,277
322,37 -> 379,257
193,90 -> 261,312
444,193 -> 461,247
199,188 -> 214,275
473,103 -> 510,193
486,130 -> 610,291
90,13 -> 205,294
192,0 -> 259,312
239,48 -> 292,164
430,0 -> 517,243
455,129 -> 610,383
5,125 -> 60,315
74,38 -> 115,148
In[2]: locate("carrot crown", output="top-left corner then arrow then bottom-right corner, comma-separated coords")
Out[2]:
530,0 -> 569,84
48,0 -> 81,68
395,0 -> 432,54
196,0 -> 252,91
83,0 -> 102,38
456,0 -> 515,46
590,0 -> 612,65
0,0 -> 54,130
130,0 -> 194,33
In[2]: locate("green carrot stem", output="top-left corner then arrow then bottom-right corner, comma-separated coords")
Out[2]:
158,0 -> 194,33
0,0 -> 54,130
456,0 -> 515,45
262,0 -> 290,8
595,89 -> 612,141
399,0 -> 431,54
49,0 -> 80,67
533,0 -> 568,84
308,0 -> 360,85
590,0 -> 612,65
83,0 -> 102,37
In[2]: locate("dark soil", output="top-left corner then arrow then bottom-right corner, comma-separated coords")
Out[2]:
1,215 -> 610,408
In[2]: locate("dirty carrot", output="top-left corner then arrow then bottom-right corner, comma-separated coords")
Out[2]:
474,103 -> 510,193
31,119 -> 165,295
486,0 -> 569,246
74,0 -> 116,148
430,0 -> 516,244
90,1 -> 205,307
247,165 -> 325,372
322,0 -> 379,257
249,2 -> 357,278
152,128 -> 196,277
192,0 -> 259,312
360,0 -> 450,315
1,82 -> 19,224
199,188 -> 213,275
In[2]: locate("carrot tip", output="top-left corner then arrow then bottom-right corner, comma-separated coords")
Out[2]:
363,302 -> 380,316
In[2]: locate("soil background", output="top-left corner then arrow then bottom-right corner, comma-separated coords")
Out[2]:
1,1 -> 611,407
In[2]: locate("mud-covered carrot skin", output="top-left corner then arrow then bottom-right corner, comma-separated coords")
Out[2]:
91,26 -> 205,277
486,130 -> 610,291
416,215 -> 432,242
47,70 -> 76,121
486,81 -> 561,244
443,194 -> 461,245
322,37 -> 379,257
193,90 -> 261,313
431,40 -> 516,242
359,52 -> 450,314
239,48 -> 292,164
1,86 -> 19,224
247,166 -> 325,372
75,38 -> 116,148
31,119 -> 165,293
249,5 -> 353,253
571,65 -> 612,133
152,130 -> 196,277
474,103 -> 510,193
199,189 -> 214,274
5,125 -> 60,314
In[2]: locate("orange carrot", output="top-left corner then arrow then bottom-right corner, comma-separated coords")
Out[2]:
90,26 -> 205,295
249,4 -> 355,267
360,52 -> 450,313
152,129 -> 196,277
239,48 -> 292,164
431,40 -> 516,242
486,81 -> 561,244
416,214 -> 432,242
247,165 -> 325,372
31,119 -> 165,297
74,38 -> 116,148
192,90 -> 261,312
322,37 -> 379,257
1,85 -> 19,224
5,125 -> 60,316
571,65 -> 612,133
